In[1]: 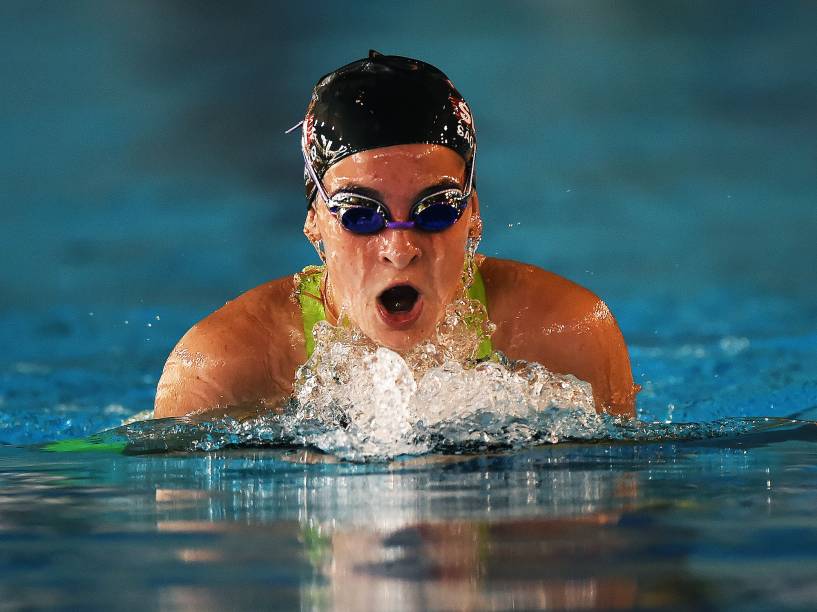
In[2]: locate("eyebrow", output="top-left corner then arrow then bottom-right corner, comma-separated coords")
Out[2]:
330,178 -> 463,201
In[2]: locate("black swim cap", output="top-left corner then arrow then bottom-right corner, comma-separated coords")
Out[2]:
298,50 -> 476,205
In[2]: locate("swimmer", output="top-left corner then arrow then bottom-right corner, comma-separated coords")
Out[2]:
154,51 -> 639,419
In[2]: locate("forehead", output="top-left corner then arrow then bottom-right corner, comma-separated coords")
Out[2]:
322,143 -> 466,190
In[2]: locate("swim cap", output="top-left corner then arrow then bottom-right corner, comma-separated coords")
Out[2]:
298,50 -> 476,205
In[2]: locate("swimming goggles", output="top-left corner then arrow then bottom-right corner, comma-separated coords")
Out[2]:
300,141 -> 476,235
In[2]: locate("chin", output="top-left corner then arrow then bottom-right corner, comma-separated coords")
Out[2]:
367,319 -> 436,353
368,329 -> 420,353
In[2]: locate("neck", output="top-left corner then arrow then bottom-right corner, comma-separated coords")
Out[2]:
320,268 -> 340,325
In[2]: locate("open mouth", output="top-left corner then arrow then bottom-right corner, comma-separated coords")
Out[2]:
376,284 -> 423,328
378,285 -> 419,313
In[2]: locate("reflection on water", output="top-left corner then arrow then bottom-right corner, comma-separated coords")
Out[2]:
145,449 -> 690,610
3,431 -> 817,609
308,519 -> 644,611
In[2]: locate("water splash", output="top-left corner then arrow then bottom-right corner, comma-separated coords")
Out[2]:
29,281 -> 814,460
68,404 -> 800,462
290,339 -> 596,459
282,272 -> 601,460
69,331 -> 803,462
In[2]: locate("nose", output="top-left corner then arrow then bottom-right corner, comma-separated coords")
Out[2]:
378,229 -> 422,269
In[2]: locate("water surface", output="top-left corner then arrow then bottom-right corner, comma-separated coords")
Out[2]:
2,1 -> 817,609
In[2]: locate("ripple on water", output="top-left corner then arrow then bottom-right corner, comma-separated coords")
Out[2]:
50,342 -> 809,462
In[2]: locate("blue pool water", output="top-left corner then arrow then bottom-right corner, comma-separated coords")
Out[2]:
2,2 -> 817,609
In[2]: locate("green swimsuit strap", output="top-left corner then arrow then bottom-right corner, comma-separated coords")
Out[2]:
298,264 -> 493,360
297,266 -> 327,360
467,267 -> 493,360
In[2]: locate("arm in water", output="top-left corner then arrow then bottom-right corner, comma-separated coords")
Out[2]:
154,277 -> 304,418
482,258 -> 638,417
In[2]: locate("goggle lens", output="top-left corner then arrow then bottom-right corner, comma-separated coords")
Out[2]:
338,206 -> 386,234
413,192 -> 464,232
330,191 -> 466,235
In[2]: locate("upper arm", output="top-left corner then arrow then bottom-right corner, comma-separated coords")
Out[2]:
154,327 -> 293,419
154,324 -> 238,418
153,318 -> 293,419
527,287 -> 637,417
562,293 -> 638,417
153,278 -> 304,419
483,258 -> 638,417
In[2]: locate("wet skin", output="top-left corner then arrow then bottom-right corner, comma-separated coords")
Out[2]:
154,144 -> 639,419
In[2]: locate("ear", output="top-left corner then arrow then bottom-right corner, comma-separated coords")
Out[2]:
469,189 -> 481,218
467,189 -> 482,237
303,206 -> 322,243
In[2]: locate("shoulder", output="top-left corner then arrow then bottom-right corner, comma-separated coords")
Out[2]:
478,256 -> 637,416
190,275 -> 303,347
154,275 -> 306,418
479,256 -> 601,327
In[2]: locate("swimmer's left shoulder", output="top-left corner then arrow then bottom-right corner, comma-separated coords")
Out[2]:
478,256 -> 602,321
479,256 -> 637,416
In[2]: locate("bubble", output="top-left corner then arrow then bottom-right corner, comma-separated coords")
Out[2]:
287,290 -> 596,459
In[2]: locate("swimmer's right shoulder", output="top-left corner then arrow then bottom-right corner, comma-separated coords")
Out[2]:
195,274 -> 302,339
154,275 -> 307,418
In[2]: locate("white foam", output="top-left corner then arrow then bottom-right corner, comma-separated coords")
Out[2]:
290,298 -> 596,460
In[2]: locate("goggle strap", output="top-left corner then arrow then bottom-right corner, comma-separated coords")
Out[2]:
302,136 -> 476,233
463,140 -> 477,198
302,146 -> 333,206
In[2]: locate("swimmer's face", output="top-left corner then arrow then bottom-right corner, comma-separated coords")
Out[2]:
304,143 -> 479,352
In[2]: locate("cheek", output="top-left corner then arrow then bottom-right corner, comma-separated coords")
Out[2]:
325,243 -> 364,284
425,228 -> 469,303
322,230 -> 378,306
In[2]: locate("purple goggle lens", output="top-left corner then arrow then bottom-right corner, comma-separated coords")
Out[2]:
329,191 -> 467,235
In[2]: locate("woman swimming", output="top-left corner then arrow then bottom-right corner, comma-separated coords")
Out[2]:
154,51 -> 639,419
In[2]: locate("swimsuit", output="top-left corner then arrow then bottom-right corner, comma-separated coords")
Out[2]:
297,265 -> 493,360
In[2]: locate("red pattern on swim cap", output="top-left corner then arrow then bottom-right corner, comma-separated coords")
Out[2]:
449,93 -> 473,126
304,114 -> 315,153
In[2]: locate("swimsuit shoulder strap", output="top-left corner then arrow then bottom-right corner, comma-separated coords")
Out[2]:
467,264 -> 493,360
296,266 -> 327,359
297,262 -> 492,361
